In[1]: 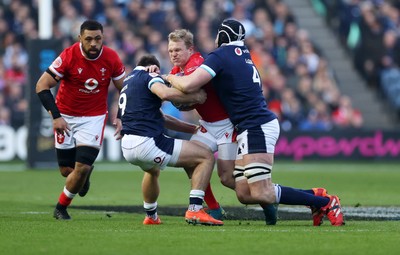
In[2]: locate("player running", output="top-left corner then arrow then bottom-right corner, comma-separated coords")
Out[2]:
36,20 -> 126,220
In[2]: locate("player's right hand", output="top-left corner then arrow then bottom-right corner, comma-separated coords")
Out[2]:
145,65 -> 160,73
53,117 -> 70,137
196,89 -> 207,104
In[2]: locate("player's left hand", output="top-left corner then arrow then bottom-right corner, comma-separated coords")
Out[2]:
113,118 -> 123,140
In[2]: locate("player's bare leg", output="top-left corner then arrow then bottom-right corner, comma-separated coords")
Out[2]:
176,141 -> 223,225
142,169 -> 162,224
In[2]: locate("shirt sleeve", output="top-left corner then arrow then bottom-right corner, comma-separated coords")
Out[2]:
200,52 -> 223,78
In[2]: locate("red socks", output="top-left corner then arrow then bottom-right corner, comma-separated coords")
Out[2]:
204,183 -> 219,209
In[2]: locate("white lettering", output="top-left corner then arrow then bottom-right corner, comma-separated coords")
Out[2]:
0,125 -> 15,161
0,125 -> 122,162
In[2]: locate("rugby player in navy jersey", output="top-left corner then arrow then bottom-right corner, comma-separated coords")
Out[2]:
118,55 -> 223,225
167,28 -> 278,224
165,19 -> 344,226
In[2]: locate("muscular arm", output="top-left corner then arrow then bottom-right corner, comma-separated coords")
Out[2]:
36,71 -> 70,136
165,67 -> 213,93
112,75 -> 125,91
36,71 -> 59,92
150,82 -> 206,105
163,113 -> 198,134
112,75 -> 126,140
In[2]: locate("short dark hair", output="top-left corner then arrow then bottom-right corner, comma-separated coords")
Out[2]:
80,20 -> 103,34
137,55 -> 160,68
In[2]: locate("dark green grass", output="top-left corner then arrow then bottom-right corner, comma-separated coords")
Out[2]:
1,161 -> 400,255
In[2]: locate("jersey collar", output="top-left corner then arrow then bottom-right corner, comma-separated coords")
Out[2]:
223,41 -> 244,47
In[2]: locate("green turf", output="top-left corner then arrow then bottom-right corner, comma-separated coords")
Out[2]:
1,161 -> 400,254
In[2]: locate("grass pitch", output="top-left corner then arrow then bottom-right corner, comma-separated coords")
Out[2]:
0,161 -> 399,255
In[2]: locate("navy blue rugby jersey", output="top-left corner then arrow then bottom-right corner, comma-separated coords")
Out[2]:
119,66 -> 165,137
200,42 -> 277,133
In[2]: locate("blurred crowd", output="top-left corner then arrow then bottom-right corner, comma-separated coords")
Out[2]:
317,0 -> 400,117
0,0 -> 371,132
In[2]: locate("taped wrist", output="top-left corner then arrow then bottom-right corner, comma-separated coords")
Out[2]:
37,90 -> 61,119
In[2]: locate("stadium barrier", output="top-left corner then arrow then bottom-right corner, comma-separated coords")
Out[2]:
1,125 -> 400,164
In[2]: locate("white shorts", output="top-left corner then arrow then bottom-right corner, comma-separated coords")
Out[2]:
191,118 -> 237,160
55,114 -> 107,149
236,119 -> 280,160
121,134 -> 182,171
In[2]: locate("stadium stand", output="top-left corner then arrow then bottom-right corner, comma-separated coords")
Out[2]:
0,0 -> 398,130
303,0 -> 400,126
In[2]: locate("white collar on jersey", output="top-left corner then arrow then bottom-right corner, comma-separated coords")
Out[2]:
221,41 -> 244,47
79,43 -> 103,61
134,66 -> 147,71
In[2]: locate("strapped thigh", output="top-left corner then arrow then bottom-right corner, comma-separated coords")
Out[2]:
243,162 -> 272,183
56,148 -> 76,168
76,146 -> 99,166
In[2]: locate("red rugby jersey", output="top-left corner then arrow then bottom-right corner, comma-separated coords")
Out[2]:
170,52 -> 228,122
49,42 -> 125,116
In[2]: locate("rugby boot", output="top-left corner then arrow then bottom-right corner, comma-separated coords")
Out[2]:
263,203 -> 279,225
310,187 -> 328,226
204,205 -> 226,220
322,195 -> 345,226
185,209 -> 224,226
53,207 -> 71,220
143,216 -> 162,225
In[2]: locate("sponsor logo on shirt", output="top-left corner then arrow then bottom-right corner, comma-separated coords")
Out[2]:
79,78 -> 100,94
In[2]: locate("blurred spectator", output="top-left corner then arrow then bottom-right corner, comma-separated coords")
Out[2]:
280,87 -> 305,131
4,83 -> 27,128
332,95 -> 363,129
319,0 -> 400,117
0,0 -> 362,131
299,100 -> 333,131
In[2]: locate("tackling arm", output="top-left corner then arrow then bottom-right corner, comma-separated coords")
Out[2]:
150,82 -> 206,105
163,112 -> 199,134
164,67 -> 212,94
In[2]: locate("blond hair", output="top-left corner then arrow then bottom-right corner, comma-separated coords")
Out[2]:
168,29 -> 194,49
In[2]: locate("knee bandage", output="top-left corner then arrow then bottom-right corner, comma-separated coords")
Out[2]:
243,163 -> 272,183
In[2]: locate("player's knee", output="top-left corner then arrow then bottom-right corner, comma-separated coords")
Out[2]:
59,166 -> 73,177
219,173 -> 235,190
76,146 -> 99,166
57,148 -> 76,177
197,148 -> 215,166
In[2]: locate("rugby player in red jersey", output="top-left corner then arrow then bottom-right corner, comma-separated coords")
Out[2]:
36,20 -> 126,220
